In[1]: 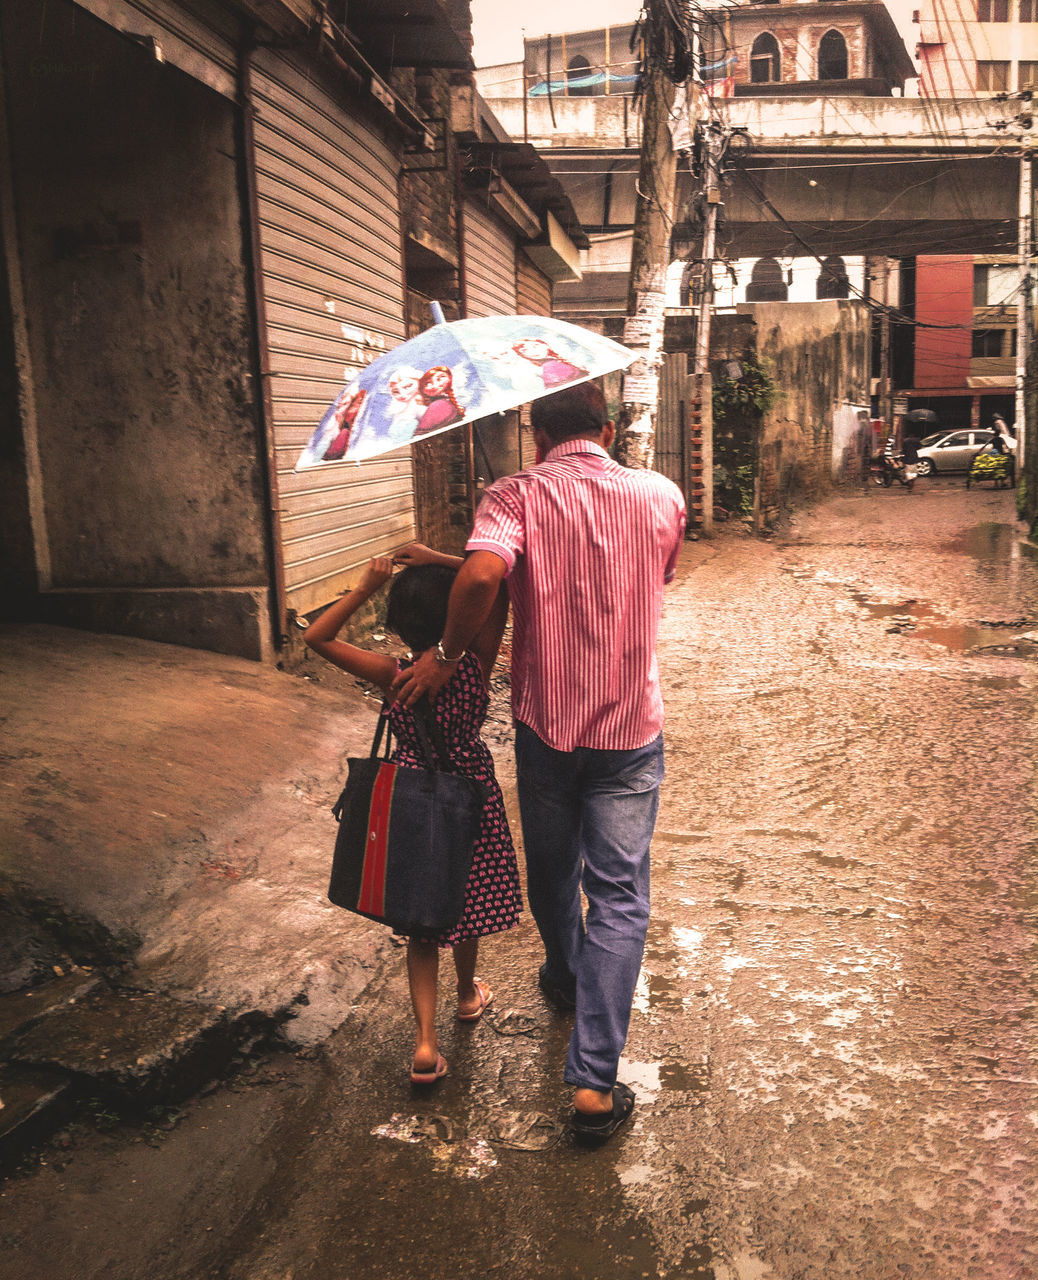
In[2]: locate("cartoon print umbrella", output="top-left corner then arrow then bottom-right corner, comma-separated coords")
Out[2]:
294,304 -> 636,469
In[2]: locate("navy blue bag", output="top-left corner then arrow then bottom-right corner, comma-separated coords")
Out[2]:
328,703 -> 487,934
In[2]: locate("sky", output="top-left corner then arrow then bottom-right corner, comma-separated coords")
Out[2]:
470,0 -> 919,71
471,0 -> 640,67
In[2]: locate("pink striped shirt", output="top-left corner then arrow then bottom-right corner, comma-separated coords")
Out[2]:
467,440 -> 686,752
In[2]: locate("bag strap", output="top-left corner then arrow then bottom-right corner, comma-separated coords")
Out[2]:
412,699 -> 455,773
366,696 -> 452,773
369,703 -> 394,760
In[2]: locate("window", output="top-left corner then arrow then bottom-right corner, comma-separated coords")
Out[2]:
750,33 -> 781,84
1022,0 -> 1037,19
973,264 -> 989,306
567,55 -> 593,97
818,30 -> 849,80
746,257 -> 788,302
817,255 -> 851,299
978,0 -> 1009,18
1020,61 -> 1038,87
977,60 -> 1011,90
972,329 -> 1009,357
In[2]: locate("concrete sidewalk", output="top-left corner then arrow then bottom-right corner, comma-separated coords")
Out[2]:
0,623 -> 407,1159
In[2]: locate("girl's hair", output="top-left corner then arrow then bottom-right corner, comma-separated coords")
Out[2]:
386,564 -> 457,653
418,366 -> 462,412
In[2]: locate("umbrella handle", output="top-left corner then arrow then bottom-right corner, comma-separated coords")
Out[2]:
473,419 -> 495,484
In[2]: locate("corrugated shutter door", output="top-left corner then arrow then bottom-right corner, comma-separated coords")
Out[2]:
463,201 -> 517,318
250,49 -> 415,618
516,249 -> 552,317
73,0 -> 238,99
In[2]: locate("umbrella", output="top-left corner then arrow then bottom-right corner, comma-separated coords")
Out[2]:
904,408 -> 939,424
294,304 -> 636,469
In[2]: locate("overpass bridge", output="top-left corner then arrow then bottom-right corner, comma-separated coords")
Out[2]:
482,94 -> 1027,260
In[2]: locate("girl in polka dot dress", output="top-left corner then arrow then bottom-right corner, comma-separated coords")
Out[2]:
304,543 -> 522,1086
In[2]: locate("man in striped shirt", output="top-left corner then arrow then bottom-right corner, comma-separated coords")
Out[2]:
395,382 -> 685,1144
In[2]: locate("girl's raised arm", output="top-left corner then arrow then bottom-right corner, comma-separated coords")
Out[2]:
303,557 -> 398,696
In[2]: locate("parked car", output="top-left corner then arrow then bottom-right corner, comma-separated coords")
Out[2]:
915,429 -> 1013,476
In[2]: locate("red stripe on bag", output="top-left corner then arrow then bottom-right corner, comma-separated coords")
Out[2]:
358,762 -> 396,917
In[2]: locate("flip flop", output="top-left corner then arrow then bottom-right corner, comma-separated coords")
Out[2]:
410,1054 -> 448,1085
457,979 -> 494,1023
569,1083 -> 636,1147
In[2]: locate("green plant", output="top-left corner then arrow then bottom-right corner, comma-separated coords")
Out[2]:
711,355 -> 778,516
712,353 -> 779,420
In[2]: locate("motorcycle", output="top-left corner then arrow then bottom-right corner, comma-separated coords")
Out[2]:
870,451 -> 916,490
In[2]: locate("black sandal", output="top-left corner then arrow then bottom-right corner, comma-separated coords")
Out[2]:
569,1083 -> 635,1146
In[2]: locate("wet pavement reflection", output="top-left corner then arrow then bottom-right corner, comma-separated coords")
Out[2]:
1,485 -> 1034,1280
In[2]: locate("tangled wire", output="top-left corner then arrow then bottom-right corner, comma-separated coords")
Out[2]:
631,0 -> 697,102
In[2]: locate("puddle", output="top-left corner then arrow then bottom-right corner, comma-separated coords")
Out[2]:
620,1057 -> 709,1098
850,590 -> 1034,653
803,849 -> 861,870
950,521 -> 1021,563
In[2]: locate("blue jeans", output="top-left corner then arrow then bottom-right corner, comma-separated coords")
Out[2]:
514,722 -> 664,1093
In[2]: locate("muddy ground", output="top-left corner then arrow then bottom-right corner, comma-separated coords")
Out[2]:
1,478 -> 1035,1280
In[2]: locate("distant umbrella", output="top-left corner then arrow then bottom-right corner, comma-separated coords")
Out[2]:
295,303 -> 635,469
904,408 -> 939,424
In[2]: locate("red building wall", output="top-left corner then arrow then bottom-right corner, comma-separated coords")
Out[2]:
913,255 -> 973,390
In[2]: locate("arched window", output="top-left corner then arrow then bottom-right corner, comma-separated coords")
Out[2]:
567,55 -> 593,96
818,30 -> 849,80
746,257 -> 788,302
750,33 -> 781,84
817,255 -> 851,299
679,261 -> 698,307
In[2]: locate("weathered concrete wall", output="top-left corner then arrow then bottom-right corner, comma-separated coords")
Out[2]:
706,301 -> 870,528
0,2 -> 270,655
749,300 -> 871,526
0,224 -> 37,596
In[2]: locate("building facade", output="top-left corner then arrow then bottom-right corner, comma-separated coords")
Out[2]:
0,0 -> 582,659
904,1 -> 1033,429
915,0 -> 1038,96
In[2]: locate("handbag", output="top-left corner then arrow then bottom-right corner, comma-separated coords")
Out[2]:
327,700 -> 488,934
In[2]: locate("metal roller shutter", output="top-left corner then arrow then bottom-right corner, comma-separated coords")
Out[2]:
72,0 -> 238,99
463,201 -> 517,319
250,48 -> 414,618
516,249 -> 552,318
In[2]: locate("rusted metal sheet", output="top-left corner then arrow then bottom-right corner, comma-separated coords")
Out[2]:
657,352 -> 688,492
463,200 -> 517,318
250,47 -> 414,618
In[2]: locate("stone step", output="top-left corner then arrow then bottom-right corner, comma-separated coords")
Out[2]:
0,970 -> 102,1046
1,981 -> 277,1172
0,1065 -> 77,1171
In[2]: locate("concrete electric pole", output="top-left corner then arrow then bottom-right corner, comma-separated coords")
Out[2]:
614,1 -> 695,470
1016,143 -> 1031,467
693,122 -> 724,377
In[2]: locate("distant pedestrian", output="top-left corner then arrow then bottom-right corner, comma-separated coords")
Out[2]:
901,434 -> 920,484
304,546 -> 520,1086
989,415 -> 1016,485
394,381 -> 686,1144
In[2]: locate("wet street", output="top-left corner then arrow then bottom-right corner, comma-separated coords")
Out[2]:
2,479 -> 1036,1280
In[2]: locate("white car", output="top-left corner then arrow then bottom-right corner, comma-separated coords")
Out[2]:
915,429 -> 1013,477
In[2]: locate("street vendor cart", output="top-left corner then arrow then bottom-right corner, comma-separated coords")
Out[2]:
966,449 -> 1013,489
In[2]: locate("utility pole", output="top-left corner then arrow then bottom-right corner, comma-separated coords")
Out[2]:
693,122 -> 723,376
614,57 -> 678,470
879,255 -> 893,440
614,0 -> 695,469
1016,142 -> 1031,466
